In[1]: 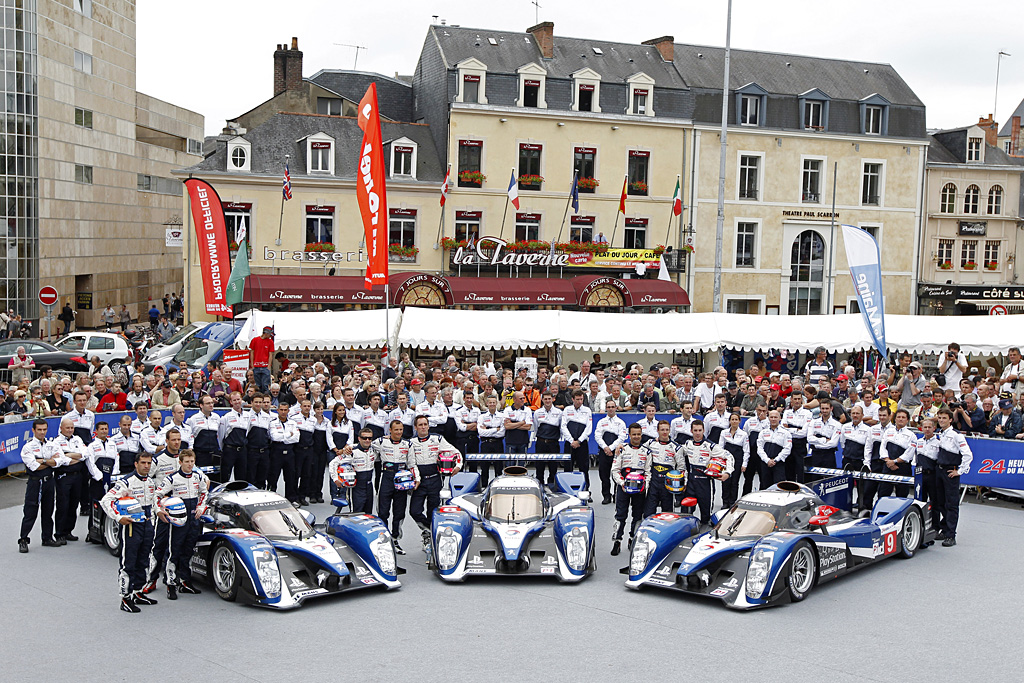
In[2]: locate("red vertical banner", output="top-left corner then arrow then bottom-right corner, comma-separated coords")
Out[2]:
357,84 -> 389,290
184,178 -> 233,317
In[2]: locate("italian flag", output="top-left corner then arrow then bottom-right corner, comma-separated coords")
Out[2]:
672,177 -> 682,216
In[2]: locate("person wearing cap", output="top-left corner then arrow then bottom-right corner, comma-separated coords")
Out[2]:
765,383 -> 784,412
910,390 -> 938,428
989,398 -> 1022,439
894,360 -> 926,411
874,384 -> 897,415
831,374 -> 850,402
249,326 -> 275,393
803,347 -> 833,389
407,378 -> 425,407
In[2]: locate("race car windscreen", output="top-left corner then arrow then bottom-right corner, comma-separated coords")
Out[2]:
483,490 -> 543,524
714,506 -> 777,538
250,506 -> 313,539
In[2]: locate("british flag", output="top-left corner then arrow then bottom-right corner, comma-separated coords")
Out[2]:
282,162 -> 292,200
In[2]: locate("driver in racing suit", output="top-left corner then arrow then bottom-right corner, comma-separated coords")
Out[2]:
407,415 -> 462,551
371,420 -> 411,553
100,451 -> 157,613
330,427 -> 375,514
610,423 -> 650,556
641,421 -> 684,518
143,428 -> 183,594
155,449 -> 209,600
678,420 -> 733,525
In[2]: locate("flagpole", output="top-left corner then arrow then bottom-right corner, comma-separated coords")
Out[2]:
185,174 -> 193,325
556,189 -> 573,244
498,193 -> 510,241
665,174 -> 680,246
276,154 -> 289,246
610,173 -> 626,246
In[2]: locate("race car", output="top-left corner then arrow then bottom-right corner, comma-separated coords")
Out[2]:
428,466 -> 596,581
625,477 -> 936,609
189,482 -> 401,609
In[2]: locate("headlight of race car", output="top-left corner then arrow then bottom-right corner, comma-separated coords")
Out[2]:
254,551 -> 281,599
630,531 -> 657,575
745,549 -> 773,599
369,532 -> 397,576
564,526 -> 589,571
436,527 -> 461,570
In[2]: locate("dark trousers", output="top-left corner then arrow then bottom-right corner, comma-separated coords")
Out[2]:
377,470 -> 408,537
598,450 -> 615,499
721,470 -> 740,509
54,465 -> 83,538
643,475 -> 674,517
310,431 -> 330,500
761,459 -> 787,486
920,463 -> 941,530
268,443 -> 291,495
505,441 -> 528,464
247,446 -> 269,490
20,473 -> 55,542
221,445 -> 247,483
287,446 -> 310,502
613,489 -> 646,540
118,450 -> 139,475
534,437 -> 561,483
167,514 -> 201,585
300,446 -> 321,499
119,519 -> 154,596
566,441 -> 591,489
785,437 -> 807,483
147,520 -> 170,583
878,460 -> 912,498
351,470 -> 374,515
478,438 -> 504,484
686,474 -> 713,524
861,460 -> 885,511
409,469 -> 442,531
842,455 -> 867,509
741,460 -> 760,496
933,466 -> 961,537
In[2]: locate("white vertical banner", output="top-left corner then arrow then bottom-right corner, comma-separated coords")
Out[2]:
841,224 -> 886,357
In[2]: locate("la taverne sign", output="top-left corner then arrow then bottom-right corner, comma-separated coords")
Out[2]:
453,237 -> 572,267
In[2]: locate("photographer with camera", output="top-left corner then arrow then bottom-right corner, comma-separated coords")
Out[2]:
938,343 -> 968,396
999,347 -> 1023,400
952,392 -> 986,435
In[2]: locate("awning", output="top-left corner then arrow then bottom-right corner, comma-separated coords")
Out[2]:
236,309 -> 401,351
571,275 -> 689,307
243,275 -> 387,305
559,311 -> 721,353
398,308 -> 561,350
447,276 -> 577,306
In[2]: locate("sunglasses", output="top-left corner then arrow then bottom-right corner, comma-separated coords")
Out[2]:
358,436 -> 371,440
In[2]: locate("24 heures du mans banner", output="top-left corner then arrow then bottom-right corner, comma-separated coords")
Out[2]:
356,84 -> 389,290
184,178 -> 233,317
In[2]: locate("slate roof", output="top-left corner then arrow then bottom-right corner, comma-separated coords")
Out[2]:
429,25 -> 687,87
183,112 -> 444,182
997,95 -> 1024,136
928,129 -> 1024,166
308,70 -> 414,122
673,44 -> 923,105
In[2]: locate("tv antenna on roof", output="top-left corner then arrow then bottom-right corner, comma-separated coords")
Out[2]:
530,0 -> 541,24
334,43 -> 367,70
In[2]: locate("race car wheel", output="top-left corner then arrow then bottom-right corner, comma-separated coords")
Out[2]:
787,542 -> 817,602
103,515 -> 122,557
897,508 -> 923,559
212,543 -> 241,601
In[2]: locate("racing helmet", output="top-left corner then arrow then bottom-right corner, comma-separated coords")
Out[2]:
115,496 -> 145,523
665,470 -> 686,493
705,455 -> 727,479
160,497 -> 188,527
438,451 -> 458,475
393,469 -> 416,491
333,463 -> 357,488
622,470 -> 646,495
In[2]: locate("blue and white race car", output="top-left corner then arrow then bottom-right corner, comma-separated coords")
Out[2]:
625,478 -> 936,609
428,466 -> 596,581
190,482 -> 400,609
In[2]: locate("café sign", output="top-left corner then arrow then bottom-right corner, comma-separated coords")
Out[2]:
451,236 -> 661,269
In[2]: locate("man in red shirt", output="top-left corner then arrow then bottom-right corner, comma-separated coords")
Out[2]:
97,381 -> 128,412
249,326 -> 275,392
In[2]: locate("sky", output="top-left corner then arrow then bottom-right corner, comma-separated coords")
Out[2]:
138,0 -> 1024,137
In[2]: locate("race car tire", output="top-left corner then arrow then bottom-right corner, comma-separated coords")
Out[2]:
211,543 -> 241,601
897,507 -> 923,559
103,514 -> 122,557
786,541 -> 817,602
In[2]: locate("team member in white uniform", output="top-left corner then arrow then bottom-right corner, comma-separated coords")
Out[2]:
757,409 -> 792,486
594,400 -> 627,505
781,392 -> 812,483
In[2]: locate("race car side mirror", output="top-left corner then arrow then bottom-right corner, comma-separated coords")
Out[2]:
681,497 -> 698,508
301,510 -> 316,526
808,515 -> 830,527
198,514 -> 215,525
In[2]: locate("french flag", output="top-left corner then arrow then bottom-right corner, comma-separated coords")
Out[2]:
507,169 -> 520,210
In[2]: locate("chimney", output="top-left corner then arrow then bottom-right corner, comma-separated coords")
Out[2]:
642,36 -> 675,62
977,114 -> 997,148
284,37 -> 304,93
1012,116 -> 1021,156
527,21 -> 554,59
273,43 -> 288,96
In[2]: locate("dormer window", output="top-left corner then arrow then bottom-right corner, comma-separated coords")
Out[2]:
456,58 -> 488,104
967,137 -> 982,162
859,94 -> 890,136
734,83 -> 768,127
571,68 -> 602,113
799,89 -> 830,131
303,132 -> 335,175
226,137 -> 251,172
626,72 -> 656,117
390,137 -> 418,179
516,63 -> 547,109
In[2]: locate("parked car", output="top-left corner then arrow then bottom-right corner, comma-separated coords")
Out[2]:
53,331 -> 133,378
141,321 -> 207,373
0,340 -> 88,374
165,322 -> 243,374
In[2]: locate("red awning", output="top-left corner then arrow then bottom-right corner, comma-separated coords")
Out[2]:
446,276 -> 577,306
243,275 -> 387,305
572,275 -> 689,307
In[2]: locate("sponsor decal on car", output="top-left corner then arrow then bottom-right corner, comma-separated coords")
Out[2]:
291,588 -> 327,601
467,555 -> 484,566
653,513 -> 681,521
289,577 -> 306,589
655,564 -> 672,576
540,567 -> 556,574
542,556 -> 558,566
356,566 -> 370,576
465,568 -> 496,574
647,578 -> 675,587
818,547 -> 848,576
360,577 -> 377,585
723,577 -> 739,588
710,587 -> 730,597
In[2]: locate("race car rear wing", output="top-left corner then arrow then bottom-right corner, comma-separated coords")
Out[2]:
806,466 -> 922,510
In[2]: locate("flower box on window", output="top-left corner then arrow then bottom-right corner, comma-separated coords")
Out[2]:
985,261 -> 999,270
577,176 -> 599,193
305,242 -> 336,253
962,261 -> 978,270
228,241 -> 252,258
458,170 -> 486,187
389,243 -> 419,262
938,261 -> 952,270
627,180 -> 648,196
517,174 -> 544,190
440,237 -> 463,250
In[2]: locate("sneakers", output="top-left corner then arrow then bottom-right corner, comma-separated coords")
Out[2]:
610,540 -> 621,556
941,536 -> 957,547
178,582 -> 202,595
41,539 -> 61,548
140,580 -> 158,595
393,541 -> 406,555
18,539 -> 28,553
133,592 -> 158,606
167,584 -> 177,601
120,596 -> 141,613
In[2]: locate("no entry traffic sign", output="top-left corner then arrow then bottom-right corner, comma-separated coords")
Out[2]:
38,286 -> 58,307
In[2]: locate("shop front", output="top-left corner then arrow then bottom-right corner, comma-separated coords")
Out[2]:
918,283 -> 1024,315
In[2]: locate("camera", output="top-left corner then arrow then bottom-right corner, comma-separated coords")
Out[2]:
946,352 -> 956,360
949,401 -> 964,411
